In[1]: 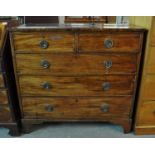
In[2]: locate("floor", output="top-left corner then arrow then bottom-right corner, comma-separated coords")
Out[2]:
0,123 -> 155,138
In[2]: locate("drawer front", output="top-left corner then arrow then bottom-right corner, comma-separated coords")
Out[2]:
137,101 -> 155,126
143,75 -> 155,100
0,105 -> 12,122
79,33 -> 141,53
146,47 -> 155,73
22,97 -> 132,119
12,32 -> 74,52
0,74 -> 4,88
19,75 -> 135,96
0,90 -> 8,105
16,53 -> 138,75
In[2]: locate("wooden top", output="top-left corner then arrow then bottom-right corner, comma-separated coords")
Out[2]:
9,23 -> 147,32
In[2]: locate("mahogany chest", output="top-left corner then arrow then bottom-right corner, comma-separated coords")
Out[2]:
9,24 -> 146,133
0,23 -> 20,136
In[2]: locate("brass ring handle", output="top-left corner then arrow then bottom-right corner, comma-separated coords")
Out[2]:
40,60 -> 50,69
101,103 -> 110,112
40,40 -> 49,49
102,82 -> 111,91
104,39 -> 113,48
44,104 -> 54,112
41,82 -> 52,90
103,60 -> 113,69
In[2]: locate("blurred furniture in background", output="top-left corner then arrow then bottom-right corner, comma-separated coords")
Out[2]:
65,16 -> 116,23
20,16 -> 59,25
0,22 -> 20,136
129,16 -> 155,135
0,17 -> 20,27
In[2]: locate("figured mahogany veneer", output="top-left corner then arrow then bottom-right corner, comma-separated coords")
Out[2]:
9,24 -> 146,134
19,75 -> 135,96
79,33 -> 141,53
13,32 -> 74,52
16,53 -> 138,75
22,97 -> 132,119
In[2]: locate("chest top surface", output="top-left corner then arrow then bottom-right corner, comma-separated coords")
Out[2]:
9,23 -> 146,32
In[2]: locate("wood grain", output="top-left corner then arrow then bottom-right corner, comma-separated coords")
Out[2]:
16,53 -> 138,75
0,90 -> 8,104
129,16 -> 155,135
22,96 -> 132,119
13,32 -> 75,52
143,75 -> 155,100
9,25 -> 146,134
0,23 -> 7,50
146,47 -> 155,73
0,105 -> 12,122
151,17 -> 155,46
0,74 -> 4,88
135,126 -> 155,135
79,32 -> 141,53
19,75 -> 135,96
136,101 -> 155,126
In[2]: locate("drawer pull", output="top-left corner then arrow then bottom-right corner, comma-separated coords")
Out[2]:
101,103 -> 110,112
102,82 -> 111,91
45,105 -> 54,112
40,60 -> 50,69
104,39 -> 113,48
104,60 -> 113,69
40,40 -> 49,49
41,82 -> 52,90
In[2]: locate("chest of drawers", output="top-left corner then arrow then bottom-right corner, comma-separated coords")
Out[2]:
0,23 -> 20,136
10,24 -> 146,133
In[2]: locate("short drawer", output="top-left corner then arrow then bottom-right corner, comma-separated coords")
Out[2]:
0,90 -> 8,105
143,75 -> 155,100
12,32 -> 74,52
0,105 -> 12,122
0,74 -> 4,88
146,47 -> 155,73
79,32 -> 142,53
16,53 -> 138,75
19,75 -> 135,96
137,101 -> 155,126
22,96 -> 132,119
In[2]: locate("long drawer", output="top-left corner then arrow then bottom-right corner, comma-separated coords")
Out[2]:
22,96 -> 132,119
0,90 -> 8,105
0,105 -> 12,122
79,32 -> 141,53
12,32 -> 74,52
16,53 -> 138,75
19,75 -> 135,96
